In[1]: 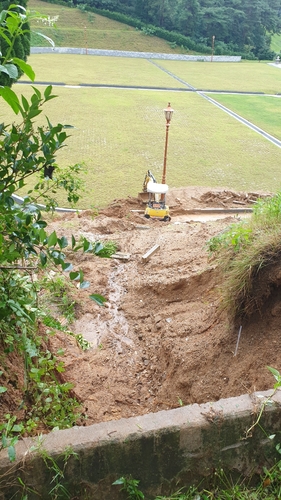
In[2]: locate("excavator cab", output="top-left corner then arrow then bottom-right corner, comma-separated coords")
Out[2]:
144,181 -> 171,221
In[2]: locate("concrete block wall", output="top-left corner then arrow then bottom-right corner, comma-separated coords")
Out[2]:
30,47 -> 241,62
1,390 -> 281,499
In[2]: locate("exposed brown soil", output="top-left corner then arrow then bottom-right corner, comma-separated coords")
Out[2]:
2,186 -> 281,430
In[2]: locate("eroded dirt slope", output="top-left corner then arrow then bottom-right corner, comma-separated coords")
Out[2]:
2,186 -> 281,428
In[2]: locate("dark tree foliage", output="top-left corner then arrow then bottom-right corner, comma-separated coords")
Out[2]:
72,0 -> 281,58
0,0 -> 30,86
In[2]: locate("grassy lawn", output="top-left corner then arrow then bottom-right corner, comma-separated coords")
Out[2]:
157,60 -> 281,94
11,2 -> 281,209
207,94 -> 281,140
10,79 -> 281,208
25,54 -> 187,87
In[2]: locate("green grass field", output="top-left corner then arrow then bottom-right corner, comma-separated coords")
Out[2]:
10,75 -> 281,208
206,94 -> 281,140
26,54 -> 188,87
8,1 -> 281,208
158,60 -> 281,94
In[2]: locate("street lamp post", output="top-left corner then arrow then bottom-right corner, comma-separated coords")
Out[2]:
84,26 -> 88,55
211,35 -> 215,62
161,103 -> 174,199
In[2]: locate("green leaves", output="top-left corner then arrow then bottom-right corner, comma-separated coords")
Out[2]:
47,231 -> 58,247
94,240 -> 117,258
12,58 -> 35,82
7,445 -> 16,462
0,414 -> 24,462
112,477 -> 144,500
0,63 -> 18,78
89,294 -> 107,306
0,86 -> 20,113
267,366 -> 281,389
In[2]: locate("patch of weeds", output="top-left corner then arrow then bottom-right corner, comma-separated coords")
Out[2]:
40,272 -> 76,324
205,191 -> 281,319
94,240 -> 118,258
75,236 -> 117,258
140,26 -> 155,36
43,314 -> 91,350
206,220 -> 253,255
253,192 -> 281,224
26,348 -> 81,429
40,446 -> 79,499
177,396 -> 184,407
74,333 -> 91,350
0,414 -> 24,462
257,444 -> 281,499
87,12 -> 95,23
113,476 -> 144,499
89,205 -> 99,218
112,461 -> 281,499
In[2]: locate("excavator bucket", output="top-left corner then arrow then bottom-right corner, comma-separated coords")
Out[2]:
138,191 -> 150,203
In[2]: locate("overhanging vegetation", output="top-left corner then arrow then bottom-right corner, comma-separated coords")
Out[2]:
207,192 -> 281,321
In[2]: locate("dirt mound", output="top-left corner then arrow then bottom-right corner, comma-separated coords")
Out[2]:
1,186 -> 280,430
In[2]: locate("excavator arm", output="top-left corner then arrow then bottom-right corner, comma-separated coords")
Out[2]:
143,170 -> 157,192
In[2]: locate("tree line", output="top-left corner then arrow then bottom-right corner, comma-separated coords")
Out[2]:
72,0 -> 281,59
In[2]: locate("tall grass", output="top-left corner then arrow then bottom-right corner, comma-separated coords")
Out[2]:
207,192 -> 281,319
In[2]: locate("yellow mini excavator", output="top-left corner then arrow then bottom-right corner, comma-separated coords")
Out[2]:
142,170 -> 171,222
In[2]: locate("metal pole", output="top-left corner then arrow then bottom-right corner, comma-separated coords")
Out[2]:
161,121 -> 170,201
161,102 -> 173,201
84,26 -> 88,55
162,121 -> 170,185
211,35 -> 215,62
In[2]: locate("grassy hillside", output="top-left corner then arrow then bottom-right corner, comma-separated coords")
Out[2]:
28,0 -> 185,53
271,33 -> 281,53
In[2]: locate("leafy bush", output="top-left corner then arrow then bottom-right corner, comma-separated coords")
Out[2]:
0,5 -> 110,459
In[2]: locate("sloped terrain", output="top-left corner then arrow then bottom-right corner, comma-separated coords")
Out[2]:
47,187 -> 281,424
1,186 -> 280,429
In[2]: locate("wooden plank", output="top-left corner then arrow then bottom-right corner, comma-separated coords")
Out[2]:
142,244 -> 160,261
111,252 -> 131,260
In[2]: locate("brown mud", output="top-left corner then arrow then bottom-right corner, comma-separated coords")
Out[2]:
2,186 -> 281,429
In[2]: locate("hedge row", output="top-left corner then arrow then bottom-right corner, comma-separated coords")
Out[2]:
76,4 -> 257,58
77,3 -> 211,54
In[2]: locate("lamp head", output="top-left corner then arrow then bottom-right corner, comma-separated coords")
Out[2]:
164,103 -> 174,123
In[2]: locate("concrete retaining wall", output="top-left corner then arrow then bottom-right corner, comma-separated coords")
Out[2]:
30,47 -> 241,62
0,390 -> 281,499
